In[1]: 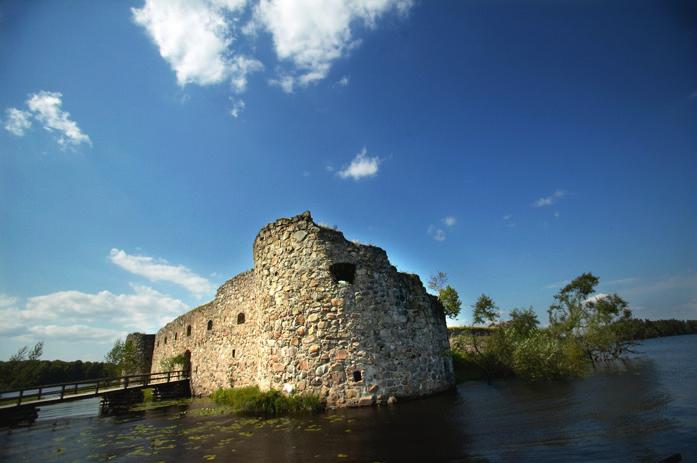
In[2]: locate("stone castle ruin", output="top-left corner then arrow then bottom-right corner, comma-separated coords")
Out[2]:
133,211 -> 454,407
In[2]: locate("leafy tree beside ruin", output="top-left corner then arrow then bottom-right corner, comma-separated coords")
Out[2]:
428,272 -> 462,319
105,338 -> 141,375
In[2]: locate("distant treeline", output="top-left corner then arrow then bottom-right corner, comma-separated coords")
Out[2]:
614,318 -> 697,341
0,360 -> 116,390
448,318 -> 697,341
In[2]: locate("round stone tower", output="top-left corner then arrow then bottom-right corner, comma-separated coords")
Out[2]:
252,211 -> 454,407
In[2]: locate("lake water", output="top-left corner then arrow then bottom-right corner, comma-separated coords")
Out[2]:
1,335 -> 695,462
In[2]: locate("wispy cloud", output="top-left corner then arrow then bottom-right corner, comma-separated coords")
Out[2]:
427,224 -> 446,241
336,76 -> 350,87
544,279 -> 569,290
3,108 -> 32,136
618,274 -> 697,298
442,216 -> 456,227
3,91 -> 91,148
229,98 -> 246,118
503,214 -> 516,228
533,190 -> 566,208
109,248 -> 213,298
338,147 -> 380,180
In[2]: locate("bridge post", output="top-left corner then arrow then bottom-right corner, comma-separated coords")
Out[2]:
60,384 -> 66,400
123,376 -> 129,390
167,371 -> 171,383
17,389 -> 23,406
95,380 -> 99,394
37,387 -> 42,400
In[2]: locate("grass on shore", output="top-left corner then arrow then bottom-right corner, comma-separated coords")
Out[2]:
211,386 -> 324,417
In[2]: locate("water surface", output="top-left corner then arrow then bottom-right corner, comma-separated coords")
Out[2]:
1,335 -> 695,462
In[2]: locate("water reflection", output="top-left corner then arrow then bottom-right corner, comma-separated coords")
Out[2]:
1,335 -> 695,462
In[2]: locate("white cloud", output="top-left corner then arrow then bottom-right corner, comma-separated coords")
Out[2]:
269,73 -> 296,93
229,98 -> 246,118
533,189 -> 566,207
25,91 -> 91,147
584,293 -> 609,304
0,285 -> 187,344
338,147 -> 380,180
109,248 -> 213,297
132,0 -> 258,88
3,108 -> 32,136
23,284 -> 187,329
132,0 -> 411,109
27,325 -> 126,343
229,55 -> 264,92
544,279 -> 569,290
427,224 -> 446,242
253,0 -> 412,89
0,293 -> 18,308
442,216 -> 456,227
502,214 -> 516,228
3,92 -> 91,147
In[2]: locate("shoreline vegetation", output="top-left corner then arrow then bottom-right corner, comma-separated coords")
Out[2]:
211,386 -> 324,416
448,321 -> 697,383
445,272 -> 697,384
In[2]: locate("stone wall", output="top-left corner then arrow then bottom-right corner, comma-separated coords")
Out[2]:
124,332 -> 155,375
146,211 -> 454,407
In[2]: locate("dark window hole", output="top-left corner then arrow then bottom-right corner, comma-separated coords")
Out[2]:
352,370 -> 362,382
207,320 -> 213,331
186,325 -> 192,336
237,313 -> 245,324
330,263 -> 356,284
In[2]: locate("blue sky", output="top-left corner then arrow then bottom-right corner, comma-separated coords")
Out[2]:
1,0 -> 696,361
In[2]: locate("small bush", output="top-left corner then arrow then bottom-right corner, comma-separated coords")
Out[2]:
211,386 -> 324,416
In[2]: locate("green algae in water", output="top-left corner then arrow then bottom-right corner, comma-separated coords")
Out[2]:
203,455 -> 217,461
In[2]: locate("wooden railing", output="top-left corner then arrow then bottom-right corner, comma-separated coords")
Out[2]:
0,370 -> 190,407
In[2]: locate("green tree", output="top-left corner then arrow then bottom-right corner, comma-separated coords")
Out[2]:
160,353 -> 187,372
9,342 -> 43,361
438,285 -> 462,319
105,339 -> 141,375
508,307 -> 539,338
428,271 -> 448,292
9,346 -> 29,362
473,294 -> 499,326
548,272 -> 633,366
428,272 -> 461,319
28,341 -> 43,360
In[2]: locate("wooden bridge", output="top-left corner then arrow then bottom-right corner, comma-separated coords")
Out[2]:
0,370 -> 190,425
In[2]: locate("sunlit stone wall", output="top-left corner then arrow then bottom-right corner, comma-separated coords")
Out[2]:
145,211 -> 454,407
